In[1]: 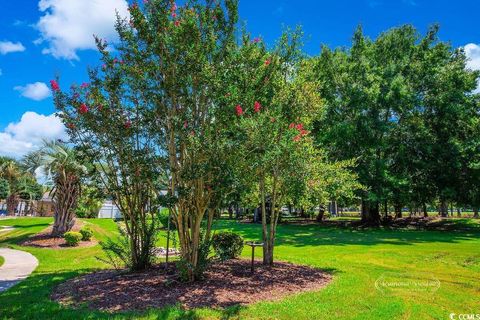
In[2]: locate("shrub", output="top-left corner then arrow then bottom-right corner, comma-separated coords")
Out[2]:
79,227 -> 93,241
212,231 -> 244,261
98,223 -> 157,271
64,231 -> 82,246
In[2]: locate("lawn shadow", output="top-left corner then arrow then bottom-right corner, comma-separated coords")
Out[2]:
213,219 -> 480,249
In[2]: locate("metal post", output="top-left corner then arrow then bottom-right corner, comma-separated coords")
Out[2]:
251,245 -> 255,273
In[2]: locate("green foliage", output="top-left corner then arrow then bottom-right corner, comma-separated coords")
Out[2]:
158,208 -> 176,230
99,223 -> 158,271
17,176 -> 43,201
79,227 -> 93,241
0,178 -> 9,200
176,230 -> 212,282
308,24 -> 480,221
76,186 -> 104,218
63,231 -> 82,246
212,231 -> 244,261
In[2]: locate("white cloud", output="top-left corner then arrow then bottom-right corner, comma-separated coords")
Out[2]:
464,43 -> 480,93
14,82 -> 51,101
36,0 -> 129,60
0,41 -> 26,54
0,112 -> 67,158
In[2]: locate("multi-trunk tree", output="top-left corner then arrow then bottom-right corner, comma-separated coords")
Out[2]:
54,0 -> 240,278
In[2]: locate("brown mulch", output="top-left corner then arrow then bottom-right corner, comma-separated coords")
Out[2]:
52,259 -> 332,312
21,220 -> 97,249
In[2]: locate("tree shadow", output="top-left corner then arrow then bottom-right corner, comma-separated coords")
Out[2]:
213,219 -> 480,248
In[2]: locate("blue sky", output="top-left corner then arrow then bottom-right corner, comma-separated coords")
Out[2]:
1,0 -> 480,158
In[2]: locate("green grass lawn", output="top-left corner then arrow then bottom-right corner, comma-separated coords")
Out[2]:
0,217 -> 479,319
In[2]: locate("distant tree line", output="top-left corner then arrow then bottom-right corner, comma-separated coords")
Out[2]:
305,25 -> 480,224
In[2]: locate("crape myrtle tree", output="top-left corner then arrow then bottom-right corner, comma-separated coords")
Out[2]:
223,30 -> 328,266
129,0 -> 239,280
52,51 -> 162,268
54,0 -> 240,278
23,141 -> 87,236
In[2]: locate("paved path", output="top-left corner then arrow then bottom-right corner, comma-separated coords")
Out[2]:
0,248 -> 38,292
0,226 -> 15,233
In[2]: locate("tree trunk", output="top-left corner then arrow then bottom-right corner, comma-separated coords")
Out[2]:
259,176 -> 269,266
331,200 -> 337,217
473,208 -> 479,219
383,200 -> 388,219
394,204 -> 402,219
456,207 -> 461,217
51,174 -> 80,237
361,199 -> 380,225
316,204 -> 325,222
423,203 -> 428,218
6,194 -> 18,216
439,199 -> 448,217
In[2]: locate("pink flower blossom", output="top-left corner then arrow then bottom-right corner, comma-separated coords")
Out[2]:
174,20 -> 180,27
50,80 -> 60,92
124,120 -> 132,129
172,12 -> 177,18
252,37 -> 261,43
235,105 -> 243,116
183,121 -> 188,129
295,123 -> 303,130
293,135 -> 301,142
289,123 -> 295,129
79,104 -> 89,114
80,82 -> 89,89
264,58 -> 271,66
254,101 -> 261,113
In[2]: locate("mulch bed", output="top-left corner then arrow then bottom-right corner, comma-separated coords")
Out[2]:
52,259 -> 332,312
21,220 -> 97,249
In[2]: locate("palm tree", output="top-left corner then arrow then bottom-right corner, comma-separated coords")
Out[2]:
0,158 -> 22,215
23,141 -> 87,236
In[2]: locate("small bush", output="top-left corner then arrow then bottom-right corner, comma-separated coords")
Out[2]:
64,231 -> 82,247
79,227 -> 93,241
212,231 -> 244,261
98,223 -> 157,271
